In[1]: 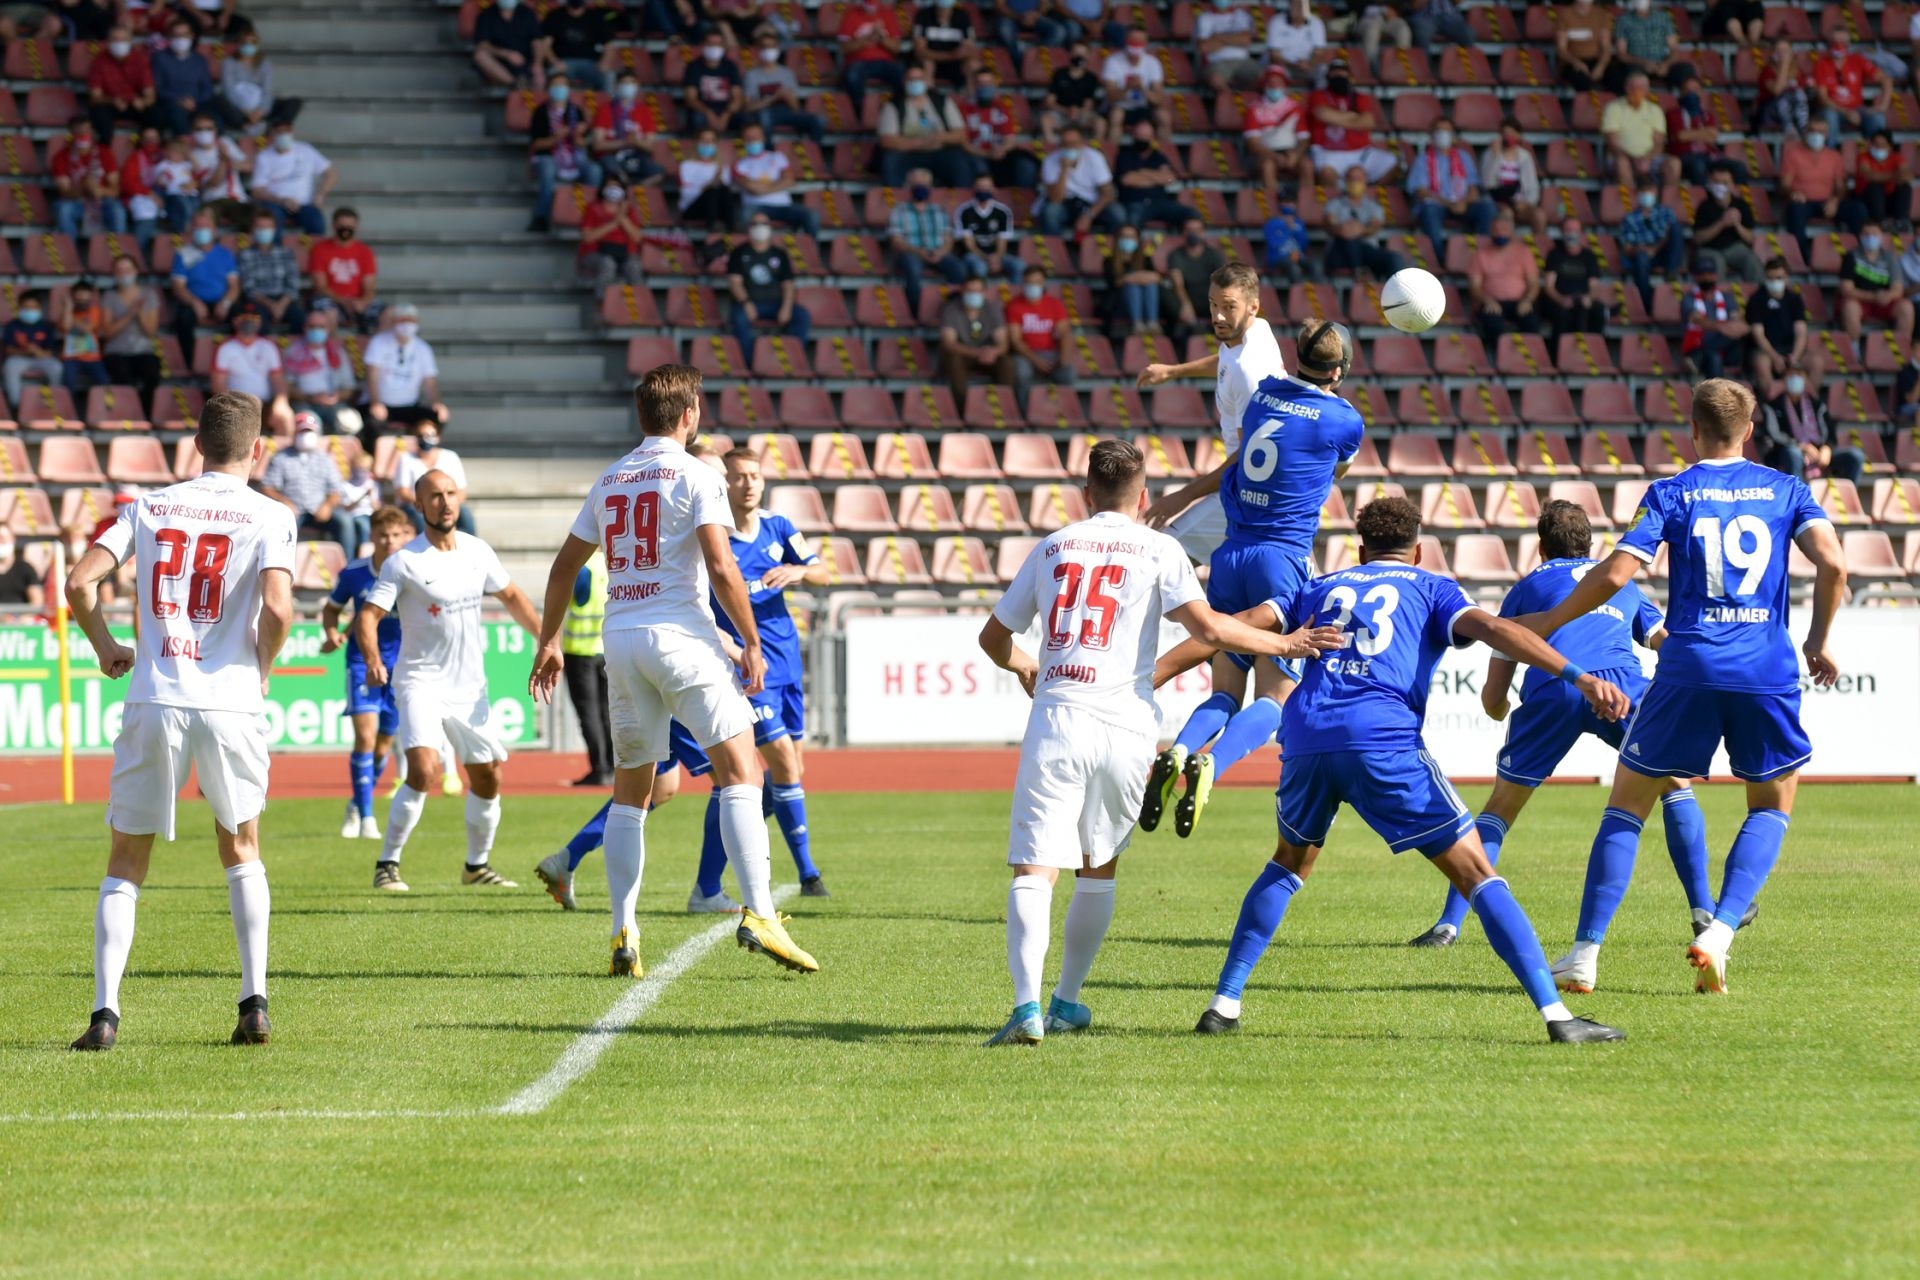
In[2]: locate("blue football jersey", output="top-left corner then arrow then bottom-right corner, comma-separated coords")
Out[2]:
1219,374 -> 1365,555
329,557 -> 401,670
1270,562 -> 1479,755
1499,558 -> 1663,699
1618,457 -> 1829,693
710,510 -> 816,690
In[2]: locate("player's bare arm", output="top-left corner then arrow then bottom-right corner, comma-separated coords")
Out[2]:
355,601 -> 392,688
530,532 -> 596,704
1511,549 -> 1641,637
1136,353 -> 1217,388
763,559 -> 834,589
64,544 -> 133,679
700,522 -> 766,695
1797,519 -> 1847,687
977,615 -> 1040,698
319,599 -> 346,653
1151,602 -> 1345,687
1143,460 -> 1231,530
493,581 -> 542,639
1482,654 -> 1518,721
1453,609 -> 1632,722
255,567 -> 294,693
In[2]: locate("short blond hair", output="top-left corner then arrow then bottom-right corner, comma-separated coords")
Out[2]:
634,363 -> 703,437
1691,378 -> 1757,448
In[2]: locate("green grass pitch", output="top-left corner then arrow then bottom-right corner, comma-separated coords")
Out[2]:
2,783 -> 1917,1276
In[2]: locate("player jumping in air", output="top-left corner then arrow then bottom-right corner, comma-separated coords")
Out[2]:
976,439 -> 1345,1045
321,505 -> 414,839
532,364 -> 818,978
67,392 -> 297,1051
356,471 -> 543,892
1514,379 -> 1848,995
1163,497 -> 1631,1044
1406,499 -> 1719,969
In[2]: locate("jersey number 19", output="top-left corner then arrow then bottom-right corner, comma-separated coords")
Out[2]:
1691,514 -> 1771,597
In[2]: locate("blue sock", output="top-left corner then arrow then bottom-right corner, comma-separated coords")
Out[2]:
349,751 -> 375,819
761,770 -> 774,819
1438,813 -> 1506,932
696,792 -> 727,898
372,752 -> 389,786
1173,691 -> 1238,755
1661,789 -> 1715,914
769,781 -> 818,880
564,800 -> 612,871
1214,860 -> 1304,1000
1716,808 -> 1788,929
1205,696 -> 1282,777
1469,876 -> 1558,1010
1575,807 -> 1644,944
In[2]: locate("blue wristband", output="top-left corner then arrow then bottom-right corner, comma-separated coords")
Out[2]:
1560,662 -> 1585,684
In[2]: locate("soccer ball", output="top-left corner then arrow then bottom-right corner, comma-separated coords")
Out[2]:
1380,268 -> 1447,333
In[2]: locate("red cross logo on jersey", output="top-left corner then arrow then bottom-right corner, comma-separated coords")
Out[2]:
428,603 -> 442,616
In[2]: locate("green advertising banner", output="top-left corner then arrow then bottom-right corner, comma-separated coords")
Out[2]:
0,621 -> 541,753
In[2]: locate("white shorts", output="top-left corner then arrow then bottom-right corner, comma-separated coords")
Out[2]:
604,625 -> 754,769
1311,144 -> 1398,182
1168,493 -> 1227,563
395,685 -> 508,764
1247,123 -> 1301,153
108,703 -> 270,840
1007,705 -> 1156,870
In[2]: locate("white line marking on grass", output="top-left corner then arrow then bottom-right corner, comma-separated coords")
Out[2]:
0,1108 -> 476,1124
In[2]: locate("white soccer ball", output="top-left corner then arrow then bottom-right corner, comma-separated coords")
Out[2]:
1380,267 -> 1447,333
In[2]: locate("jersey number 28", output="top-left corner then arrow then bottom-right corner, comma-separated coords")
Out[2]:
602,493 -> 661,573
150,530 -> 231,623
1047,563 -> 1125,650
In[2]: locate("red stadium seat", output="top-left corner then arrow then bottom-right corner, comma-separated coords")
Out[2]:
1452,534 -> 1517,582
1510,92 -> 1568,131
811,335 -> 874,380
1432,331 -> 1492,378
1002,434 -> 1067,479
1088,385 -> 1151,431
897,484 -> 962,533
716,385 -> 776,431
1484,481 -> 1542,529
900,386 -> 961,431
831,485 -> 897,533
932,433 -> 1000,480
1318,486 -> 1354,530
1495,334 -> 1555,379
751,336 -> 812,381
963,386 -> 1023,431
0,438 -> 35,483
1641,381 -> 1694,429
1338,387 -> 1396,431
1133,434 -> 1194,479
816,537 -> 867,587
1554,333 -> 1617,377
1515,428 -> 1581,476
86,385 -> 149,430
839,387 -> 900,431
808,433 -> 874,481
1396,384 -> 1458,428
1416,535 -> 1455,578
1421,483 -> 1485,530
1454,430 -> 1518,477
864,536 -> 932,586
1548,479 -> 1613,529
873,336 -> 935,380
1642,428 -> 1698,476
39,437 -> 105,484
994,535 -> 1042,580
793,286 -> 853,329
1025,387 -> 1086,431
1813,477 -> 1869,525
1836,425 -> 1892,473
1871,477 -> 1920,524
778,387 -> 840,432
1579,384 -> 1642,429
1459,384 -> 1519,428
1027,483 -> 1088,531
1580,430 -> 1647,475
1844,529 -> 1903,579
1828,380 -> 1887,423
1438,46 -> 1493,86
747,432 -> 805,479
1370,335 -> 1431,378
873,432 -> 938,480
1150,387 -> 1211,431
16,385 -> 78,431
1386,434 -> 1451,477
963,484 -> 1029,534
930,536 -> 997,586
670,291 -> 728,333
1063,334 -> 1120,379
600,286 -> 662,328
1612,479 -> 1651,526
853,286 -> 914,329
766,484 -> 831,534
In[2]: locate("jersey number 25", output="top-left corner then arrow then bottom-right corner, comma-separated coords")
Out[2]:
1047,563 -> 1125,650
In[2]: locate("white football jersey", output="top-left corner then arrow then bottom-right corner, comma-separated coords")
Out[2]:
367,531 -> 510,701
992,511 -> 1204,735
94,470 -> 298,714
571,435 -> 734,636
1215,316 -> 1286,452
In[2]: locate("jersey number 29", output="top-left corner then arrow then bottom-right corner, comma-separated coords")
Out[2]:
1047,563 -> 1125,650
602,493 -> 661,572
150,530 -> 231,623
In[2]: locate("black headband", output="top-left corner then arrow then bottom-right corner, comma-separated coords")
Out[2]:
1296,320 -> 1352,382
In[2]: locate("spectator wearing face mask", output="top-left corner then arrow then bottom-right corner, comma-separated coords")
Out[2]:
1759,367 -> 1863,484
743,31 -> 826,143
1853,129 -> 1911,233
1745,257 -> 1814,402
1261,206 -> 1309,284
1540,219 -> 1607,339
1691,162 -> 1762,285
1005,266 -> 1074,408
284,303 -> 359,434
1407,119 -> 1494,249
213,303 -> 293,430
238,211 -> 305,331
960,68 -> 1037,189
1193,0 -> 1261,93
249,121 -> 334,235
119,126 -> 166,245
591,73 -> 665,190
682,34 -> 744,136
219,32 -> 298,138
732,123 -> 819,237
1780,123 -> 1856,259
1242,65 -> 1306,197
1810,31 -> 1890,141
1479,117 -> 1546,236
538,0 -> 623,93
938,269 -> 1011,400
1102,228 -> 1164,338
0,532 -> 45,609
1100,27 -> 1172,142
362,304 -> 448,442
528,74 -> 601,233
579,181 -> 643,293
1112,119 -> 1198,231
889,167 -> 967,314
1039,42 -> 1107,146
1,291 -> 62,408
1614,173 -> 1683,309
912,0 -> 980,89
392,423 -> 476,534
1665,76 -> 1736,188
677,128 -> 737,235
840,0 -> 907,104
50,117 -> 129,242
57,279 -> 109,397
473,0 -> 548,89
877,65 -> 974,189
1307,58 -> 1395,185
102,255 -> 163,407
1035,124 -> 1119,237
1467,210 -> 1541,347
153,21 -> 226,137
727,212 -> 811,362
311,208 -> 381,333
1322,164 -> 1399,280
1839,222 -> 1914,358
261,414 -> 355,547
186,110 -> 252,221
953,179 -> 1021,283
168,208 -> 239,356
151,131 -> 201,234
87,23 -> 159,141
1679,258 -> 1748,380
1756,38 -> 1810,134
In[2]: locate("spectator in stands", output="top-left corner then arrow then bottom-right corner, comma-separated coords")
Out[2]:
1,291 -> 62,408
1005,264 -> 1073,406
169,208 -> 238,356
913,0 -> 980,88
1615,173 -> 1683,308
1194,0 -> 1261,92
473,0 -> 548,90
1854,129 -> 1911,232
102,255 -> 162,408
310,206 -> 380,334
995,0 -> 1069,61
1404,0 -> 1472,53
1759,366 -> 1864,483
285,302 -> 358,434
1810,30 -> 1890,141
238,209 -> 304,331
592,72 -> 665,190
1838,221 -> 1914,358
938,269 -> 1011,400
1467,209 -> 1540,346
527,74 -> 599,233
0,3 -> 59,41
1355,1 -> 1409,74
1101,227 -> 1163,337
1054,0 -> 1126,47
0,532 -> 45,608
539,0 -> 622,93
1540,217 -> 1606,339
706,0 -> 764,46
221,32 -> 295,138
363,303 -> 447,442
733,123 -> 818,236
187,110 -> 252,225
249,120 -> 334,236
1036,124 -> 1119,237
1040,41 -> 1107,145
1755,37 -> 1810,134
1703,0 -> 1762,51
1667,76 -> 1738,186
1781,121 -> 1855,257
1680,257 -> 1748,379
953,178 -> 1022,282
1408,117 -> 1494,249
877,66 -> 973,189
120,126 -> 167,245
260,415 -> 355,546
1307,57 -> 1395,184
1692,162 -> 1762,284
888,167 -> 966,314
1480,117 -> 1546,236
1101,26 -> 1173,142
154,20 -> 227,137
1602,73 -> 1668,190
745,29 -> 826,143
578,178 -> 643,293
1610,0 -> 1684,92
1265,0 -> 1328,85
392,423 -> 476,533
57,278 -> 108,397
727,211 -> 811,362
1556,0 -> 1614,94
1243,65 -> 1307,195
212,303 -> 293,433
1261,204 -> 1309,283
1113,119 -> 1197,231
87,23 -> 158,141
1167,217 -> 1226,337
51,117 -> 128,240
1746,255 -> 1814,401
683,32 -> 745,136
841,0 -> 906,103
1322,163 -> 1398,280
677,128 -> 737,233
961,67 -> 1037,188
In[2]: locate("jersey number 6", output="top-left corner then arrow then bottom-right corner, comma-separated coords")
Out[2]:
1046,562 -> 1125,651
602,492 -> 662,573
150,529 -> 231,623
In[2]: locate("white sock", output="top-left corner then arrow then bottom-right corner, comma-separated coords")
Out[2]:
1006,875 -> 1054,1008
1569,939 -> 1601,966
225,861 -> 270,1004
717,784 -> 775,917
1541,1000 -> 1572,1023
1696,919 -> 1735,953
93,876 -> 139,1015
604,803 -> 647,939
1208,993 -> 1241,1019
1053,877 -> 1115,1005
382,784 -> 427,864
464,792 -> 501,866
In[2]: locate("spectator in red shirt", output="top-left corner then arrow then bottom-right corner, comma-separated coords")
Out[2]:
1754,37 -> 1811,134
1854,128 -> 1912,231
1005,264 -> 1075,409
959,66 -> 1037,188
578,180 -> 644,294
1306,57 -> 1395,185
592,72 -> 666,189
841,0 -> 906,103
309,206 -> 381,333
1666,75 -> 1743,186
1242,64 -> 1306,196
1810,30 -> 1891,139
51,116 -> 129,240
86,24 -> 158,141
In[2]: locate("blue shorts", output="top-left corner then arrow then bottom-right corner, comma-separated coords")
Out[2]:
666,720 -> 713,777
666,685 -> 803,773
1277,747 -> 1476,858
1207,540 -> 1312,680
344,664 -> 399,736
1497,664 -> 1648,786
1617,681 -> 1812,783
